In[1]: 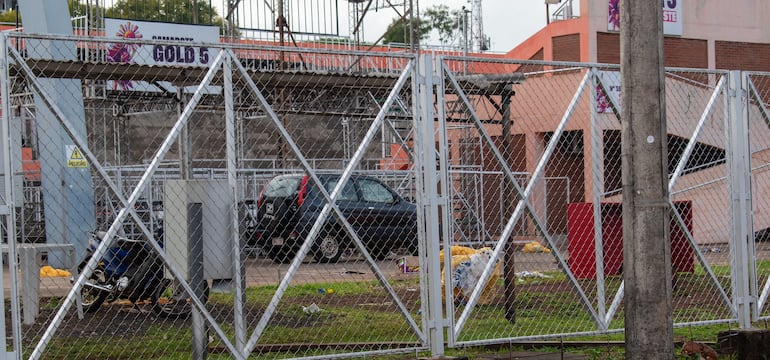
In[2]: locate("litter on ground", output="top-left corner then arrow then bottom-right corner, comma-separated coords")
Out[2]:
522,241 -> 551,253
302,303 -> 323,314
40,266 -> 71,278
515,271 -> 552,279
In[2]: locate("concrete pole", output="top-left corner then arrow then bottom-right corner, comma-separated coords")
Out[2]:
620,1 -> 674,359
188,203 -> 207,359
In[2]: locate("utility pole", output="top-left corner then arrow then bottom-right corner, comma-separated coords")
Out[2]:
620,1 -> 674,359
276,0 -> 287,167
462,6 -> 470,74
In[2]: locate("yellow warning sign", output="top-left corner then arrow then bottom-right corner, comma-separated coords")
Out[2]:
66,145 -> 88,168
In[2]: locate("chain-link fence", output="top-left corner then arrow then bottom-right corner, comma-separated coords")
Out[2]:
2,31 -> 426,359
747,71 -> 770,323
434,57 -> 768,346
1,30 -> 768,359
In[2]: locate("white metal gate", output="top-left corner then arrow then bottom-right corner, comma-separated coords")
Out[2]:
433,56 -> 765,346
2,33 -> 769,359
1,32 -> 428,359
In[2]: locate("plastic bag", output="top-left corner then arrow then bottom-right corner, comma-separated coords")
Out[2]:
522,241 -> 551,253
441,247 -> 500,305
438,245 -> 478,267
40,265 -> 71,278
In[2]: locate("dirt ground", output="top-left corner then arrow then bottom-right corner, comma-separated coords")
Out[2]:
8,242 -> 770,359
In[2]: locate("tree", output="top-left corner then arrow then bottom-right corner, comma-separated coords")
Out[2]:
5,0 -> 231,35
105,0 -> 228,34
382,5 -> 463,46
0,9 -> 19,25
382,16 -> 429,45
423,5 -> 463,44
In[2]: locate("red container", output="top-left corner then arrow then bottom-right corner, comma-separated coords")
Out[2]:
567,201 -> 694,279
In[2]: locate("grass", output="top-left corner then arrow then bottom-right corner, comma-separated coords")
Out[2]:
27,260 -> 770,359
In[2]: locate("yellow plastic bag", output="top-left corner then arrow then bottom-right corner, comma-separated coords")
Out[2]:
522,241 -> 551,253
40,265 -> 71,278
438,245 -> 477,269
441,247 -> 500,305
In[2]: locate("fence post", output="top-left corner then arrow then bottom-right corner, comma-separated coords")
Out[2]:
414,53 -> 446,357
0,30 -> 21,359
188,202 -> 208,359
726,70 -> 758,328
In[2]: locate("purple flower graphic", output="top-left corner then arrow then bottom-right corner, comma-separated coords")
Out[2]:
608,0 -> 621,31
596,85 -> 610,113
107,22 -> 143,90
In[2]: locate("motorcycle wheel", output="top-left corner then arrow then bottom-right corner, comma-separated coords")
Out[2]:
73,260 -> 110,313
153,278 -> 209,318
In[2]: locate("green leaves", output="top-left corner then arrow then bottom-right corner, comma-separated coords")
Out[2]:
382,4 -> 463,46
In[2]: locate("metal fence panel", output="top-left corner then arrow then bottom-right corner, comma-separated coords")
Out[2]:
664,69 -> 736,327
747,72 -> 770,321
436,57 -> 743,346
3,32 -> 427,359
1,31 -> 767,358
438,58 -> 617,344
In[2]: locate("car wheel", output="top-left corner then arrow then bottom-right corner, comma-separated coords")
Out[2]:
313,234 -> 343,263
267,245 -> 296,264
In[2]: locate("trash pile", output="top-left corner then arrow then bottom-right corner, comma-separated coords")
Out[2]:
439,246 -> 500,306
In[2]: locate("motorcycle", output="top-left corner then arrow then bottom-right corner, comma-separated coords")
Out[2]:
75,230 -> 208,316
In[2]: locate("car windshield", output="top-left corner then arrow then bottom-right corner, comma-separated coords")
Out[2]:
264,176 -> 302,197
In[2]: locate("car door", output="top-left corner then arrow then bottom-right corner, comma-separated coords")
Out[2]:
356,178 -> 410,251
318,176 -> 362,232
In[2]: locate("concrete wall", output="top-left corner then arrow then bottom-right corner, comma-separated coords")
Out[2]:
85,109 -> 378,168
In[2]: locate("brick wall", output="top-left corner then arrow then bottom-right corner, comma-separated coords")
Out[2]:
552,34 -> 581,62
517,48 -> 544,74
597,32 -> 707,68
715,41 -> 770,71
530,48 -> 544,61
664,38 -> 708,68
716,41 -> 770,104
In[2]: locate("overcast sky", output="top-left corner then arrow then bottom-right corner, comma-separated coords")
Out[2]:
357,0 -> 559,53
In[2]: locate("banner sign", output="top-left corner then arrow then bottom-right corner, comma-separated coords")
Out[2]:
596,71 -> 621,114
608,0 -> 682,36
104,18 -> 220,91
